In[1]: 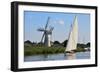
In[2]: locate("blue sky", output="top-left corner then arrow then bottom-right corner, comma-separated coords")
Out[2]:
24,11 -> 90,44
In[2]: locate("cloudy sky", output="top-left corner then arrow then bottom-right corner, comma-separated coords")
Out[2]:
24,11 -> 90,44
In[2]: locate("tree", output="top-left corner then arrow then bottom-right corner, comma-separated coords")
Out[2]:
62,40 -> 68,47
77,43 -> 85,48
86,42 -> 90,47
53,41 -> 60,44
24,40 -> 32,44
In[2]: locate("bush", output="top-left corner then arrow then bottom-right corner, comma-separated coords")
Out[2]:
24,45 -> 65,56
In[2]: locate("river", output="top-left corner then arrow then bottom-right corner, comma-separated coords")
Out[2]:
24,51 -> 90,62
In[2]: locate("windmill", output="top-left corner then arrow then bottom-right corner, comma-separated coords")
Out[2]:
37,17 -> 54,47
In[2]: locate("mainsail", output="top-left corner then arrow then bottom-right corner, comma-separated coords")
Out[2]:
65,16 -> 78,52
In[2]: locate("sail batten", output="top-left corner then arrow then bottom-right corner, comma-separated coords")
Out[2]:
65,16 -> 78,52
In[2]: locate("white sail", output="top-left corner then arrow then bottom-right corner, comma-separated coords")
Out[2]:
65,16 -> 78,52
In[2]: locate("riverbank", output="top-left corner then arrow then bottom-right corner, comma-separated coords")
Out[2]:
24,44 -> 87,56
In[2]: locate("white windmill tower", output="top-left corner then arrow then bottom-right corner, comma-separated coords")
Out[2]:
37,17 -> 54,47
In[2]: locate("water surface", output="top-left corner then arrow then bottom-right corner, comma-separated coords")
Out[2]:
24,51 -> 90,62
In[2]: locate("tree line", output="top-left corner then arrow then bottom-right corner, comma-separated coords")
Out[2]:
24,40 -> 90,48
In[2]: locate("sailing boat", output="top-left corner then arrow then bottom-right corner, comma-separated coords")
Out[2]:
65,16 -> 78,54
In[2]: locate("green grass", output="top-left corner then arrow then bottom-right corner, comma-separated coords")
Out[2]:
24,44 -> 65,56
24,44 -> 86,56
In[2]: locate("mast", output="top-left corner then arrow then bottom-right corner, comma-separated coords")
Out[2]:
65,16 -> 78,52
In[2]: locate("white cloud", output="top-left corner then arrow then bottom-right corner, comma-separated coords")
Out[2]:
58,20 -> 64,25
49,19 -> 65,25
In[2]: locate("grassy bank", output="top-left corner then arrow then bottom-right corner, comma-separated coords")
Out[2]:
24,44 -> 86,56
24,45 -> 65,56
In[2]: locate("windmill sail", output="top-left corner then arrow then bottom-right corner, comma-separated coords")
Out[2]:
65,16 -> 78,52
40,17 -> 50,43
37,17 -> 54,47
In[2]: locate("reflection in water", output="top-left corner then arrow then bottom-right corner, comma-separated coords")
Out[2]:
67,53 -> 76,60
24,51 -> 90,62
43,54 -> 48,61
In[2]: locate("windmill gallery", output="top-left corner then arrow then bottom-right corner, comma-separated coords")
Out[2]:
24,15 -> 90,59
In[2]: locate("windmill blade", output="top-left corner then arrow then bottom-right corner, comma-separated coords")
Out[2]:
41,32 -> 45,43
39,17 -> 50,43
50,27 -> 54,31
49,27 -> 54,34
37,28 -> 45,31
45,17 -> 50,30
50,32 -> 53,44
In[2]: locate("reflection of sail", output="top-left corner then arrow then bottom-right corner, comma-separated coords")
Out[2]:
65,16 -> 78,52
67,53 -> 76,60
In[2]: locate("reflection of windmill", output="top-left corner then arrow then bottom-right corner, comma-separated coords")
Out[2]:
37,17 -> 54,47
